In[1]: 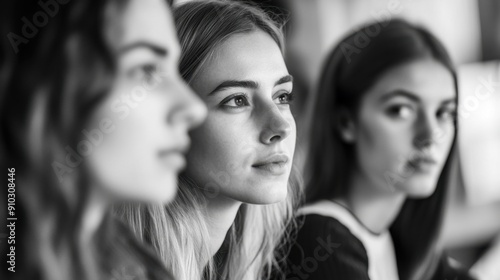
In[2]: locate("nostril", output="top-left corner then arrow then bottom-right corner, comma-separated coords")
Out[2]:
269,135 -> 281,143
414,136 -> 433,148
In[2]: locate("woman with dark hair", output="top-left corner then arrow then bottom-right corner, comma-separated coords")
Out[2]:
119,1 -> 302,279
285,19 -> 473,280
0,0 -> 205,279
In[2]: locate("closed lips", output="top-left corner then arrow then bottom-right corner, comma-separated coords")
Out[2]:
252,154 -> 289,167
408,155 -> 437,165
158,141 -> 190,169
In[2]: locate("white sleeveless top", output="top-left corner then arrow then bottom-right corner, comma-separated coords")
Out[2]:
300,200 -> 400,280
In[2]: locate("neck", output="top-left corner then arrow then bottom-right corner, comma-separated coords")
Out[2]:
202,195 -> 242,261
341,169 -> 406,234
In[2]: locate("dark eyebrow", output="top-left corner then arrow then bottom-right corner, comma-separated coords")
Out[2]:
208,75 -> 294,96
379,90 -> 420,103
440,98 -> 457,106
380,90 -> 458,106
208,80 -> 259,96
275,75 -> 293,86
118,41 -> 168,57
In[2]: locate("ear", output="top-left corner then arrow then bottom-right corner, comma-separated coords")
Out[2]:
337,108 -> 356,143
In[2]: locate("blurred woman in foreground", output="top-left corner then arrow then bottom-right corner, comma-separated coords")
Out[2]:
0,0 -> 205,279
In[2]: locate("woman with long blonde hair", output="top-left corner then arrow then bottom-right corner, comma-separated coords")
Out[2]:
118,1 -> 302,279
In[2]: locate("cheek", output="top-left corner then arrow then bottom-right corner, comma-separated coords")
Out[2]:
288,114 -> 298,148
85,94 -> 177,202
357,116 -> 410,175
436,123 -> 455,160
185,115 -> 251,187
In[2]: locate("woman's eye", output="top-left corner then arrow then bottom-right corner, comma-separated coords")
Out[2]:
221,94 -> 250,108
128,64 -> 159,85
386,105 -> 414,119
437,107 -> 456,122
274,92 -> 294,105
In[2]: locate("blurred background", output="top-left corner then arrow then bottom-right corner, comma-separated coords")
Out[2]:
175,0 -> 500,278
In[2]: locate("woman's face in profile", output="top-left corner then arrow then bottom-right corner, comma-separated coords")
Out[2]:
185,30 -> 296,204
85,0 -> 206,203
348,58 -> 456,197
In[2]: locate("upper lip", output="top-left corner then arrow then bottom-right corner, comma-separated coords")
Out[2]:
252,154 -> 289,167
408,154 -> 437,165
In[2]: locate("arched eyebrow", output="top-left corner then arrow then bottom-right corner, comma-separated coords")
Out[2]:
379,89 -> 457,105
379,90 -> 420,103
208,75 -> 293,96
275,75 -> 293,86
118,41 -> 168,57
208,80 -> 258,96
440,98 -> 457,106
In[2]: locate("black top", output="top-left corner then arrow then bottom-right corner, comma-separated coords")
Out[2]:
282,214 -> 475,280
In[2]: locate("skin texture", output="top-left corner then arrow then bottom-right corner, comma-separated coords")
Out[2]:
186,30 -> 296,205
341,58 -> 456,200
85,0 -> 207,203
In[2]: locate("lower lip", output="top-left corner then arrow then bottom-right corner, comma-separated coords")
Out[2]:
252,162 -> 288,176
159,152 -> 186,170
407,160 -> 436,173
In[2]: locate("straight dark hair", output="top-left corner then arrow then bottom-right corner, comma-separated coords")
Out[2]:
305,19 -> 458,280
0,0 -> 172,279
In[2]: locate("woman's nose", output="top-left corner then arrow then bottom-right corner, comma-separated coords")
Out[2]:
413,110 -> 439,149
169,78 -> 207,129
259,104 -> 292,145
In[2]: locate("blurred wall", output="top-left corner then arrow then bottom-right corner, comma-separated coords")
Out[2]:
458,61 -> 500,205
478,0 -> 500,61
288,0 -> 482,85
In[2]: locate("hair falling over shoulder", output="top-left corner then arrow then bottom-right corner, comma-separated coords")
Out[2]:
117,1 -> 303,279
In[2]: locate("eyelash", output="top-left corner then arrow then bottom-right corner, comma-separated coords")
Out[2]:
129,63 -> 159,84
386,104 -> 414,118
437,106 -> 457,121
276,91 -> 295,105
220,93 -> 250,109
385,104 -> 457,122
219,91 -> 295,109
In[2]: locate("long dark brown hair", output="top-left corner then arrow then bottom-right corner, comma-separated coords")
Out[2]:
0,1 -> 172,279
305,19 -> 458,280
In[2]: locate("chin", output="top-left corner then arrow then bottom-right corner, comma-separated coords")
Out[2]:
239,182 -> 288,205
144,175 -> 178,203
403,176 -> 439,198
